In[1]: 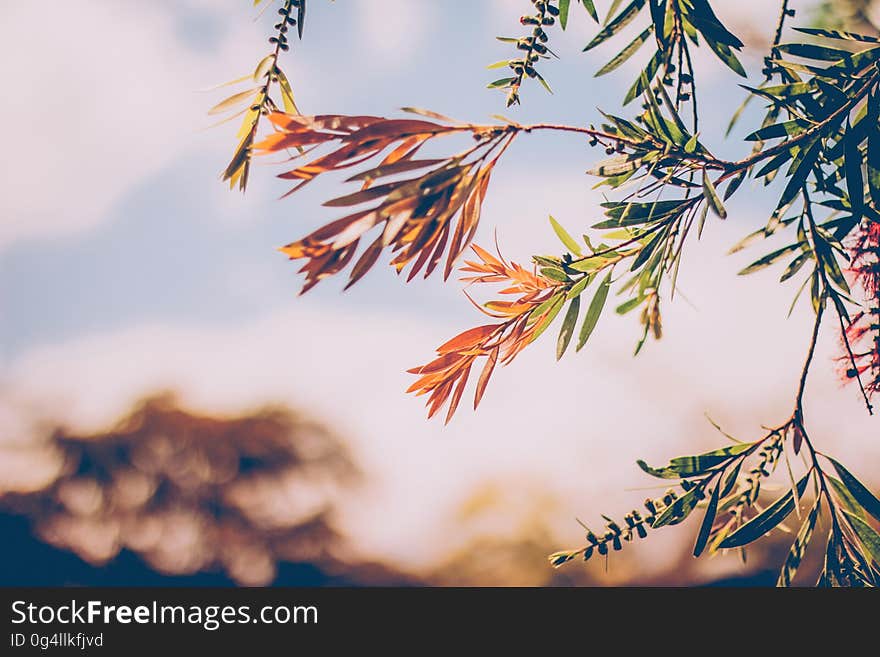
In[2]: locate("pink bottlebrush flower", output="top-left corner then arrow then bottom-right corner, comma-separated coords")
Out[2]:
841,220 -> 880,398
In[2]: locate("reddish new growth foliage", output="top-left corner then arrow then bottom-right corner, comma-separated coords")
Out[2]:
252,112 -> 515,293
843,220 -> 880,397
407,245 -> 565,423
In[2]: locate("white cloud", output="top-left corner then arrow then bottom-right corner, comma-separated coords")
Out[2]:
0,1 -> 265,249
350,0 -> 434,62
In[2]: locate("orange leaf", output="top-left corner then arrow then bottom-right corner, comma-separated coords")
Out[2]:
445,363 -> 472,424
474,347 -> 499,410
426,380 -> 454,419
345,236 -> 384,289
470,244 -> 504,270
436,325 -> 497,354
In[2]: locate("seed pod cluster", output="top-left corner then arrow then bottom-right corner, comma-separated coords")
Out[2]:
491,0 -> 562,107
549,486 -> 697,567
729,437 -> 783,512
270,0 -> 303,51
215,0 -> 306,191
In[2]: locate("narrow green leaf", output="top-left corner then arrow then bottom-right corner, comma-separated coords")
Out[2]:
253,54 -> 275,80
868,123 -> 880,207
598,111 -> 649,140
697,201 -> 710,239
275,66 -> 300,114
557,296 -> 581,360
487,77 -> 516,89
844,511 -> 880,565
669,444 -> 754,474
623,49 -> 662,105
694,483 -> 721,557
583,0 -> 646,52
776,42 -> 853,62
295,0 -> 305,38
605,0 -> 624,23
208,88 -> 259,115
559,0 -> 572,29
587,153 -> 645,177
577,270 -> 612,350
703,173 -> 727,219
687,0 -> 744,48
615,296 -> 643,315
533,255 -> 563,269
793,27 -> 880,43
739,242 -> 803,276
567,276 -> 591,300
654,76 -> 690,144
549,216 -> 583,255
595,28 -> 651,77
780,251 -> 811,283
534,71 -> 554,95
549,550 -> 578,567
602,199 -> 687,222
653,487 -> 700,528
729,224 -> 778,254
755,149 -> 796,181
821,249 -> 850,294
844,119 -> 865,215
719,474 -> 810,548
541,267 -> 569,282
639,443 -> 753,479
830,458 -> 880,523
827,475 -> 866,519
648,0 -> 666,46
641,72 -> 684,145
726,94 -> 753,136
530,295 -> 565,342
810,269 -> 823,314
703,37 -> 746,77
777,500 -> 820,586
530,291 -> 563,318
777,139 -> 822,210
629,229 -> 663,271
742,82 -> 813,100
721,461 -> 742,497
582,0 -> 598,22
745,119 -> 812,142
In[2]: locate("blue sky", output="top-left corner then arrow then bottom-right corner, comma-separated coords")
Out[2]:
2,0 -> 877,580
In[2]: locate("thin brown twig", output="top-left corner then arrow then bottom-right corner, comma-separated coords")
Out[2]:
519,67 -> 879,184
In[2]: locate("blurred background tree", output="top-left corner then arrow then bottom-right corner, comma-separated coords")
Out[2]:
0,394 -> 413,586
0,393 -> 845,586
816,0 -> 879,34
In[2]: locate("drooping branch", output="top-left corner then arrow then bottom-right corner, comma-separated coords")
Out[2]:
211,0 -> 307,191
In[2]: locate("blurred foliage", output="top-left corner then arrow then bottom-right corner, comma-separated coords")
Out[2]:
815,0 -> 880,35
0,393 -> 383,585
